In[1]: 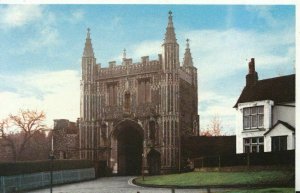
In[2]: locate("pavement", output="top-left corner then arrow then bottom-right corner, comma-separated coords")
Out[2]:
28,176 -> 232,193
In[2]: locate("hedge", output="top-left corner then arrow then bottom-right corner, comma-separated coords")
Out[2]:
0,160 -> 94,176
193,150 -> 295,168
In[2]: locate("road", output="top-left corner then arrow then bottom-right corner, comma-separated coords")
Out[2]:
28,176 -> 230,193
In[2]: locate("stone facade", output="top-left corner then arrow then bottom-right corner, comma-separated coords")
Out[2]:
79,11 -> 199,174
53,119 -> 79,159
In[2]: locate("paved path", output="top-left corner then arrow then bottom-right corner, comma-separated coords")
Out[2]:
28,176 -> 231,193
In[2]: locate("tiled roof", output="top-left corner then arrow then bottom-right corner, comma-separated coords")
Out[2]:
234,74 -> 295,108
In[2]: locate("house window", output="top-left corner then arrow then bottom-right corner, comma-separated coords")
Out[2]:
244,137 -> 264,153
271,136 -> 287,152
243,106 -> 264,130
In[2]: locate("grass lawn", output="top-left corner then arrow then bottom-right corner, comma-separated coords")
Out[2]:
135,171 -> 294,187
219,188 -> 295,193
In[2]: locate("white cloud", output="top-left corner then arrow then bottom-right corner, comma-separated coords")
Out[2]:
23,26 -> 60,53
245,6 -> 278,27
0,5 -> 60,54
72,10 -> 84,21
131,40 -> 162,60
186,28 -> 294,85
0,5 -> 43,28
67,9 -> 85,23
108,40 -> 162,64
15,9 -> 60,53
199,90 -> 237,135
0,70 -> 80,127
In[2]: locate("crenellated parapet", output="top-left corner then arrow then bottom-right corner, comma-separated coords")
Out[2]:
97,59 -> 161,80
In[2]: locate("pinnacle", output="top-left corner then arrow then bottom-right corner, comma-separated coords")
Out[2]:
83,28 -> 94,58
186,38 -> 190,49
183,38 -> 193,67
164,11 -> 177,44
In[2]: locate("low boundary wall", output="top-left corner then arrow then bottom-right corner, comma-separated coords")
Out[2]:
0,168 -> 95,193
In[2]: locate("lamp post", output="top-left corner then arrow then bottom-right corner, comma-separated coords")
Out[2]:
141,153 -> 144,181
49,150 -> 54,193
45,128 -> 56,193
49,129 -> 55,193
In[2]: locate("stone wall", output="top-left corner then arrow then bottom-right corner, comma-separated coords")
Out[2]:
53,119 -> 79,159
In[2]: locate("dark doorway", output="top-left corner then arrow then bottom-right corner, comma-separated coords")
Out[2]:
117,126 -> 143,175
147,148 -> 161,175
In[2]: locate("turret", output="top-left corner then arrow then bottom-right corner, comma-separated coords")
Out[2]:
160,11 -> 181,170
80,28 -> 100,160
82,28 -> 97,82
162,11 -> 179,71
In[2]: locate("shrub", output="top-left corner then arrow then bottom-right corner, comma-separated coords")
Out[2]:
0,160 -> 94,176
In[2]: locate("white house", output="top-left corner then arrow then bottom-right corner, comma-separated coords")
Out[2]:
234,58 -> 295,154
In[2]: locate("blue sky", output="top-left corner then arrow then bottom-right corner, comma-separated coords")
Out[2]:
0,4 -> 295,134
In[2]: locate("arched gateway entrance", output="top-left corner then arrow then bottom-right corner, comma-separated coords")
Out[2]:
112,119 -> 143,175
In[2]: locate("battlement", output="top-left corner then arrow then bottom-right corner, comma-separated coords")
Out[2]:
109,61 -> 116,68
97,59 -> 161,80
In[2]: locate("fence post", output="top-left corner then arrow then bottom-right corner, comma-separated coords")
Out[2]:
207,187 -> 211,193
171,188 -> 175,193
247,153 -> 250,169
18,174 -> 21,191
218,155 -> 221,170
1,176 -> 5,193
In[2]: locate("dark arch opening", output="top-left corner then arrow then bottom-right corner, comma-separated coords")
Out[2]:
147,148 -> 161,175
115,120 -> 143,175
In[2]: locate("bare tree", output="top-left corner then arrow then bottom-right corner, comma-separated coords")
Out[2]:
21,130 -> 51,161
0,109 -> 48,161
200,115 -> 222,136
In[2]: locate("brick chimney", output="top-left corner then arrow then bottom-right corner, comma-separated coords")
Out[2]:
246,58 -> 258,87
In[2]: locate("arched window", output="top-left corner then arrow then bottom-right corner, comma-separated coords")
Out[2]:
107,82 -> 118,106
138,78 -> 151,104
124,92 -> 130,112
149,120 -> 156,141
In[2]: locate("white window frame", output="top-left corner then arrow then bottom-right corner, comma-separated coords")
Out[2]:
243,106 -> 264,130
244,137 -> 264,153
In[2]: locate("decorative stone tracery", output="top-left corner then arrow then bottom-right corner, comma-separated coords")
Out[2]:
79,11 -> 199,174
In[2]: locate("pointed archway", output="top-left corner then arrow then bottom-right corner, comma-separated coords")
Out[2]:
112,119 -> 144,175
147,148 -> 161,175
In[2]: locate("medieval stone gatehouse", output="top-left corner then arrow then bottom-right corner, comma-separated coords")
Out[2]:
79,11 -> 199,175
